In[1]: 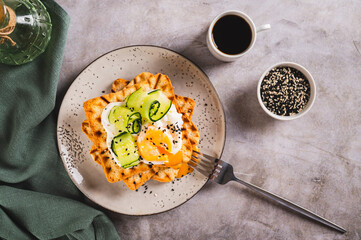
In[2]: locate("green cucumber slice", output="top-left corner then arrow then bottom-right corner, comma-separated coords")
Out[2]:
147,90 -> 172,121
126,88 -> 147,111
132,119 -> 141,134
126,87 -> 172,122
109,106 -> 142,134
108,106 -> 133,132
126,112 -> 142,134
139,90 -> 172,122
111,132 -> 139,168
140,99 -> 159,121
122,160 -> 139,168
149,101 -> 160,117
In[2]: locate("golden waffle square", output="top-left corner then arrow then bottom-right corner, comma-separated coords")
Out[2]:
82,73 -> 197,186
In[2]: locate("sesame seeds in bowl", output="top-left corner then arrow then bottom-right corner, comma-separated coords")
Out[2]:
257,62 -> 316,120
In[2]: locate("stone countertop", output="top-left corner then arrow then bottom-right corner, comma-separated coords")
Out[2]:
56,0 -> 361,239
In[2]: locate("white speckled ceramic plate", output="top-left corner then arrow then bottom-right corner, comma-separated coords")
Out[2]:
57,46 -> 225,215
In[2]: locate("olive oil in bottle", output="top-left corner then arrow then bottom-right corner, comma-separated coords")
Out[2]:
0,0 -> 52,65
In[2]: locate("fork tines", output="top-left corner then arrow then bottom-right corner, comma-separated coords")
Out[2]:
190,150 -> 219,177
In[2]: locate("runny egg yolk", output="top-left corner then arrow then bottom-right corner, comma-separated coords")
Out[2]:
176,162 -> 193,178
137,127 -> 173,162
165,150 -> 183,167
137,126 -> 184,165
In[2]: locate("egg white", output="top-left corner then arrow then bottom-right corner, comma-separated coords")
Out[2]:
101,102 -> 125,166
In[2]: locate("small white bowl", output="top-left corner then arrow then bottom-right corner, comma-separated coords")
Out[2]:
257,62 -> 316,120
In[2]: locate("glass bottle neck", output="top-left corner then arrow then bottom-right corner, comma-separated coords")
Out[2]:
0,0 -> 9,29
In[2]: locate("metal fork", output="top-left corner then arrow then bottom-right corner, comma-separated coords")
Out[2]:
190,150 -> 346,233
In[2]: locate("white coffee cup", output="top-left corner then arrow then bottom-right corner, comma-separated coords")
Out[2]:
206,10 -> 271,62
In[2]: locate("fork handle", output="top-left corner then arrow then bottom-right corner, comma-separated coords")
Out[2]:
232,177 -> 346,233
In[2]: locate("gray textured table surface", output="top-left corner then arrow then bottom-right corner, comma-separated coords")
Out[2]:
56,0 -> 361,239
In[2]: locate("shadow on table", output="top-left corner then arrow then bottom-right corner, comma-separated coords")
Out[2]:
228,80 -> 277,135
176,29 -> 228,69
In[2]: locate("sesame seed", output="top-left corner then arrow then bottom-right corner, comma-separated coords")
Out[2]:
260,67 -> 310,116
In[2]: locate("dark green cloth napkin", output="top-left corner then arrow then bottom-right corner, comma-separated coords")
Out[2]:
0,1 -> 120,239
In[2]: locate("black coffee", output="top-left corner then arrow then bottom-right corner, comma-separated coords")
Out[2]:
212,15 -> 252,55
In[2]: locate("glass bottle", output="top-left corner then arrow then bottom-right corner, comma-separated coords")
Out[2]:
0,0 -> 52,65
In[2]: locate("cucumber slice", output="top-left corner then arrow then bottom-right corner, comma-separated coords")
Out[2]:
140,99 -> 159,121
149,101 -> 160,116
109,106 -> 142,134
147,90 -> 172,121
126,112 -> 142,134
122,160 -> 139,169
126,87 -> 172,122
140,90 -> 172,122
111,132 -> 139,168
108,106 -> 132,132
126,88 -> 147,111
